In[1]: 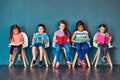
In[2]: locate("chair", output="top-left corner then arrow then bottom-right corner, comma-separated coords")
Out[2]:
9,32 -> 29,67
52,38 -> 71,68
92,35 -> 113,68
72,43 -> 91,68
30,33 -> 50,67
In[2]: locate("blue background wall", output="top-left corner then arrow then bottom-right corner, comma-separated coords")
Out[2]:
0,0 -> 120,65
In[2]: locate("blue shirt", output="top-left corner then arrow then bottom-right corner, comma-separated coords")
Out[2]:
33,33 -> 48,43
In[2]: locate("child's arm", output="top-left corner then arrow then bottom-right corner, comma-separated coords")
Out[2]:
71,33 -> 79,43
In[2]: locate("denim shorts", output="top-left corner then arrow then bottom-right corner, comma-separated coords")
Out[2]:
32,43 -> 45,48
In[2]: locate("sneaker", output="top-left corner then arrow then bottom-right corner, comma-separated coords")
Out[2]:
78,60 -> 82,66
81,61 -> 86,68
39,61 -> 43,67
33,60 -> 36,66
67,61 -> 72,65
18,54 -> 21,61
54,64 -> 59,69
102,56 -> 107,62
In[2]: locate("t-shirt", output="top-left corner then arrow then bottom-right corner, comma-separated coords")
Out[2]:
54,30 -> 65,36
12,33 -> 23,43
33,33 -> 48,43
74,30 -> 89,42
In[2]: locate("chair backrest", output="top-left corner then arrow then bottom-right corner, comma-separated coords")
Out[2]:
93,34 -> 99,48
21,32 -> 28,48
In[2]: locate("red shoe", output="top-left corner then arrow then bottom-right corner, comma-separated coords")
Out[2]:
78,60 -> 81,66
81,61 -> 86,68
54,64 -> 59,69
67,61 -> 72,65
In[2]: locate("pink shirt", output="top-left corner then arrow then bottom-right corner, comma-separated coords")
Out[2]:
54,30 -> 65,36
12,33 -> 23,43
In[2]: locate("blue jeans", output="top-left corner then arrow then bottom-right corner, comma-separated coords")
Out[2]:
55,44 -> 70,63
74,42 -> 89,61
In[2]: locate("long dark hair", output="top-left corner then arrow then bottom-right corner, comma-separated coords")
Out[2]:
38,24 -> 46,32
74,20 -> 86,32
98,24 -> 107,33
9,24 -> 21,40
58,20 -> 69,35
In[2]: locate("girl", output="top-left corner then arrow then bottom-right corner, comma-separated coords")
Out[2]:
54,20 -> 71,69
32,24 -> 49,67
94,24 -> 113,62
9,24 -> 24,62
71,21 -> 90,68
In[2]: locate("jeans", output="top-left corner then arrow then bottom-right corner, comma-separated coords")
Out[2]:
74,42 -> 89,61
98,43 -> 108,56
55,43 -> 70,62
10,44 -> 22,55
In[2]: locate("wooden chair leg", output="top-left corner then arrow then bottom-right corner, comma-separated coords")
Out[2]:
106,52 -> 113,68
85,54 -> 91,68
72,52 -> 78,68
22,52 -> 27,67
44,49 -> 50,65
94,48 -> 100,67
52,56 -> 56,67
92,49 -> 100,65
22,49 -> 29,65
44,53 -> 48,67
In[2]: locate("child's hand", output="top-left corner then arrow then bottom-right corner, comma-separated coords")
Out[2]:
67,39 -> 70,42
94,40 -> 98,43
54,39 -> 58,43
41,37 -> 44,41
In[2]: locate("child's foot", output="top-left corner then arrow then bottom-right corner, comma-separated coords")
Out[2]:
78,60 -> 82,66
18,54 -> 21,61
81,60 -> 86,68
33,60 -> 36,66
67,61 -> 72,67
54,64 -> 60,69
39,61 -> 43,67
102,56 -> 107,62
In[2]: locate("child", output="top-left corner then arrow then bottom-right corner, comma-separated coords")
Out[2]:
9,24 -> 24,62
31,24 -> 49,67
53,20 -> 71,69
71,20 -> 90,68
93,24 -> 113,62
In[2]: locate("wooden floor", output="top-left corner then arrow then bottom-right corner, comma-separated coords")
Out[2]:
0,65 -> 120,80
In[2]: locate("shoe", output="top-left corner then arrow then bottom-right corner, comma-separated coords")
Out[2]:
78,60 -> 81,66
54,64 -> 59,69
81,61 -> 86,68
67,61 -> 72,65
18,54 -> 21,61
108,45 -> 113,48
102,56 -> 107,62
39,61 -> 43,67
33,60 -> 36,66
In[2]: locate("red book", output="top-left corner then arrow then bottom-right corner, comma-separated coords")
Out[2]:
56,35 -> 69,45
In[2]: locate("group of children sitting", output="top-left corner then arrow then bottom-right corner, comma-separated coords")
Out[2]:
9,20 -> 113,69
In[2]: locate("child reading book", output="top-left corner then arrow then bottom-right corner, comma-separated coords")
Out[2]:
53,20 -> 72,69
71,20 -> 90,68
93,24 -> 113,62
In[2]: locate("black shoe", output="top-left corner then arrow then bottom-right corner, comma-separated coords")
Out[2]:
39,61 -> 43,67
33,60 -> 36,66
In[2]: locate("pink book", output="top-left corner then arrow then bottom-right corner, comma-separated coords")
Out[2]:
96,32 -> 110,44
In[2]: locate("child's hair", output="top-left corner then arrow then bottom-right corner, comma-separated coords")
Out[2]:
74,20 -> 86,31
38,24 -> 46,32
9,24 -> 21,40
58,20 -> 69,35
98,24 -> 107,33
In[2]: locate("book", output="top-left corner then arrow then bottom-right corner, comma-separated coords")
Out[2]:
56,35 -> 69,45
96,32 -> 110,44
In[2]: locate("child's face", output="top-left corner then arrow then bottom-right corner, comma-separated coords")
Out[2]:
59,23 -> 65,30
78,25 -> 84,31
99,26 -> 106,33
38,26 -> 44,34
13,28 -> 19,34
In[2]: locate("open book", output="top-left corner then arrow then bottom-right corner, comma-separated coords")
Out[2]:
56,35 -> 69,45
96,32 -> 110,44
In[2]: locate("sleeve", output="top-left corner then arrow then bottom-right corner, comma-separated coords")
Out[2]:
54,31 -> 57,36
43,33 -> 49,41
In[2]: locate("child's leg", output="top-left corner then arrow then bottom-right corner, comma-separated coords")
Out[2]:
63,44 -> 71,65
32,46 -> 37,61
9,45 -> 16,61
74,43 -> 82,61
55,44 -> 61,66
81,42 -> 89,60
17,45 -> 22,61
103,44 -> 108,57
39,46 -> 44,61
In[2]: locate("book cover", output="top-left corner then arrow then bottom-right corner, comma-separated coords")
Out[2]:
56,35 -> 69,45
